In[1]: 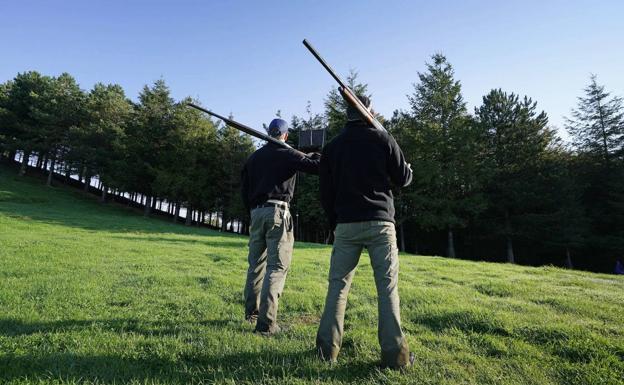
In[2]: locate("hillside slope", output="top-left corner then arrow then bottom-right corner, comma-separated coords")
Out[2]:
0,165 -> 623,385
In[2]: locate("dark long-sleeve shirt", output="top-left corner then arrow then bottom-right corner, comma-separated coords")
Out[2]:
242,142 -> 320,212
320,120 -> 412,226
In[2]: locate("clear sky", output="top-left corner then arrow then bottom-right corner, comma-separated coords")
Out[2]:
2,0 -> 623,139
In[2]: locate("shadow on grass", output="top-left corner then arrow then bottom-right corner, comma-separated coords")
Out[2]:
0,350 -> 382,384
0,318 -> 381,383
0,318 -> 242,338
413,310 -> 511,337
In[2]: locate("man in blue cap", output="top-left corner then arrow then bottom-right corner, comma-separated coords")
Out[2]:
241,118 -> 320,335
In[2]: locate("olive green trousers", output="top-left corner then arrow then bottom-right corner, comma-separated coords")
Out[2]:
316,221 -> 410,367
243,205 -> 293,333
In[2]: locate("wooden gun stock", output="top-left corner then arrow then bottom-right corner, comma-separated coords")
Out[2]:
303,39 -> 386,132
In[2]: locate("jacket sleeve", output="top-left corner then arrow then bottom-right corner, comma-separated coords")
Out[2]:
387,133 -> 413,188
289,149 -> 321,175
241,163 -> 250,213
319,147 -> 336,229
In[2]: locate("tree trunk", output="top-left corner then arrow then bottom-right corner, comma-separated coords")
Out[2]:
100,186 -> 107,203
504,210 -> 515,263
186,206 -> 193,226
221,212 -> 227,231
8,150 -> 16,163
64,165 -> 71,183
84,175 -> 91,192
565,247 -> 573,269
46,156 -> 56,186
144,196 -> 152,217
36,153 -> 43,169
399,222 -> 406,252
506,237 -> 515,264
447,227 -> 456,258
324,231 -> 333,245
174,203 -> 181,223
19,151 -> 30,176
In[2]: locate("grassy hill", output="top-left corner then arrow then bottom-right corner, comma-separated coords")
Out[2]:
0,165 -> 623,385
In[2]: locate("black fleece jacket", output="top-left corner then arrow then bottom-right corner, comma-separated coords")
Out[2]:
241,143 -> 320,212
320,120 -> 412,227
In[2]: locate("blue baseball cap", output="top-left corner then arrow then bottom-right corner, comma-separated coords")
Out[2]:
267,118 -> 289,137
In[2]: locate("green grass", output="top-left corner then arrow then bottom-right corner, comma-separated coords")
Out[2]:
1,165 -> 623,385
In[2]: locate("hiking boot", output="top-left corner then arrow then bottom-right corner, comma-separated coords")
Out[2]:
244,313 -> 258,324
380,352 -> 415,371
254,323 -> 281,337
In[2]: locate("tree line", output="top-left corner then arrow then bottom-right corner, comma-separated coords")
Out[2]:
1,55 -> 623,273
0,73 -> 255,231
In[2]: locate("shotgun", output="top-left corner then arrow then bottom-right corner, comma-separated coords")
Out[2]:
187,102 -> 293,150
302,39 -> 386,132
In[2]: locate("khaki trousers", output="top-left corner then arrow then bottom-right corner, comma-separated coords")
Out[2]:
243,205 -> 293,333
316,221 -> 410,367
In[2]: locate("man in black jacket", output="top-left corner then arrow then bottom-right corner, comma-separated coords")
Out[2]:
241,118 -> 320,335
316,95 -> 414,369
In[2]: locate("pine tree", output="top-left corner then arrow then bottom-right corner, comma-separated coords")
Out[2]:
403,54 -> 488,258
44,73 -> 86,186
324,70 -> 371,140
475,89 -> 556,263
69,83 -> 131,192
290,104 -> 328,242
566,76 -> 624,266
2,72 -> 55,176
565,75 -> 624,163
125,79 -> 175,214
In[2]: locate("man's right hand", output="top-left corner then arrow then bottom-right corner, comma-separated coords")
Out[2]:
307,152 -> 321,160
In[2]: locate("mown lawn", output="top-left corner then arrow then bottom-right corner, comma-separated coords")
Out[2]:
0,165 -> 623,385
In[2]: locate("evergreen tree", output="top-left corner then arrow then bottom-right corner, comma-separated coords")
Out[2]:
0,81 -> 15,161
324,70 -> 371,140
124,80 -> 175,214
290,104 -> 328,242
44,73 -> 85,186
565,75 -> 624,163
565,76 -> 624,269
155,98 -> 220,225
69,83 -> 132,192
2,72 -> 55,176
217,119 -> 255,231
475,89 -> 556,263
404,54 -> 488,258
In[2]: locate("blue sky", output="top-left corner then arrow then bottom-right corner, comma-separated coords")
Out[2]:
2,1 -> 623,139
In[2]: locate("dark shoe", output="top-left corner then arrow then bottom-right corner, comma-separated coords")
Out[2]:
316,346 -> 337,364
244,313 -> 258,324
254,323 -> 281,336
381,352 -> 415,371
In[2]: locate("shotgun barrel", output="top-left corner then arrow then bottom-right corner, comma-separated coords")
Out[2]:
186,102 -> 292,150
302,39 -> 386,132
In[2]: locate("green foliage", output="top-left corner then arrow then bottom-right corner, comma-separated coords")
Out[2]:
1,71 -> 55,156
565,75 -> 624,163
1,166 -> 623,385
67,82 -> 131,188
474,89 -> 558,262
217,120 -> 255,228
290,106 -> 329,241
324,70 -> 370,140
398,54 -> 488,257
123,79 -> 176,197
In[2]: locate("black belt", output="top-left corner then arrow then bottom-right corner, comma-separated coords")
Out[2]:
254,201 -> 289,210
